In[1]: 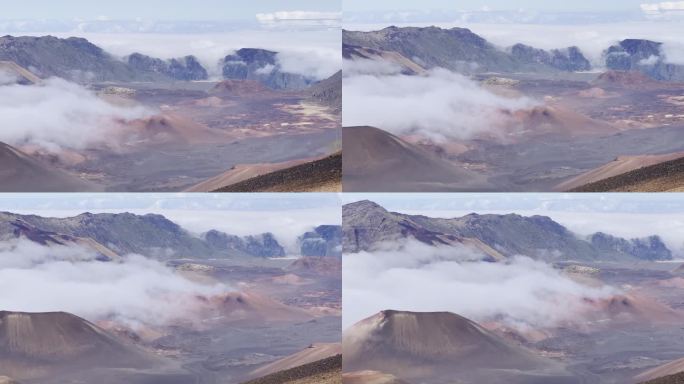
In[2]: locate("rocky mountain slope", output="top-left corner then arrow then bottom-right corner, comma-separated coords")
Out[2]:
308,70 -> 342,113
344,27 -> 684,82
0,35 -> 157,82
343,126 -> 485,192
213,152 -> 342,193
0,35 -> 208,82
0,35 -> 334,88
0,211 -> 286,259
241,355 -> 341,384
343,26 -> 590,74
570,156 -> 684,192
0,142 -> 100,192
342,200 -> 672,262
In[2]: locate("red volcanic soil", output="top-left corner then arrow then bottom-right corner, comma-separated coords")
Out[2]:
506,105 -> 617,137
0,311 -> 157,380
195,291 -> 313,326
287,256 -> 342,277
211,79 -> 272,95
125,112 -> 227,145
592,70 -> 663,89
582,293 -> 682,325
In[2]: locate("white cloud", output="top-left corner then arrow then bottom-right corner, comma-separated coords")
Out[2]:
0,78 -> 151,153
343,58 -> 404,76
256,11 -> 342,22
276,48 -> 341,79
254,63 -> 275,75
639,54 -> 661,65
641,1 -> 684,15
0,69 -> 19,85
343,240 -> 615,330
0,239 -> 226,327
663,42 -> 684,64
342,68 -> 537,141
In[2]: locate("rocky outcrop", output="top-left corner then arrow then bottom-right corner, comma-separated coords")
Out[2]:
127,53 -> 208,81
221,48 -> 313,90
0,35 -> 146,82
604,39 -> 684,81
589,232 -> 672,261
203,230 -> 285,258
299,225 -> 342,258
510,43 -> 590,71
308,70 -> 342,113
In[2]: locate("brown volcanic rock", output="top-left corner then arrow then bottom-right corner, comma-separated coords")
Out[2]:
570,156 -> 684,192
213,152 -> 342,192
556,152 -> 684,191
343,127 -> 485,192
636,358 -> 684,383
0,142 -> 100,192
0,311 -> 157,380
185,157 -> 315,192
241,355 -> 341,384
639,371 -> 684,384
250,343 -> 341,379
343,310 -> 569,383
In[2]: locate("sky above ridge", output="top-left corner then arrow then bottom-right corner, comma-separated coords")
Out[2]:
0,0 -> 341,21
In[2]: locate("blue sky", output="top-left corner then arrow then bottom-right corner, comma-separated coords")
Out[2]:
344,0 -> 648,12
0,0 -> 340,21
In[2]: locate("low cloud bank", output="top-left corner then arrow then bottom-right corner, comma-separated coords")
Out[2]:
277,48 -> 341,80
343,66 -> 537,141
0,239 -> 226,327
343,240 -> 615,330
0,78 -> 151,152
